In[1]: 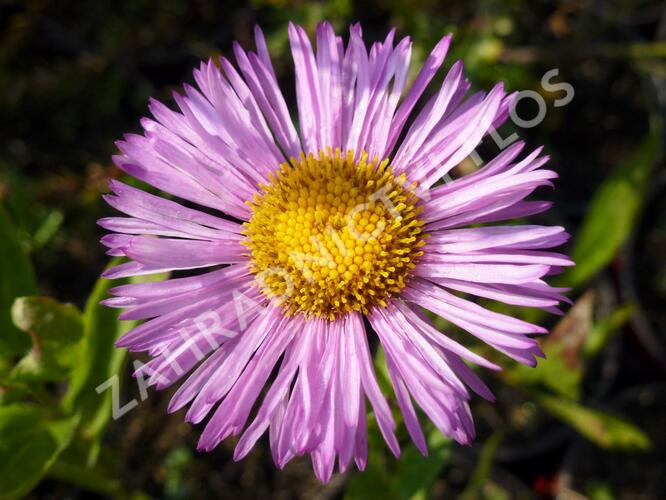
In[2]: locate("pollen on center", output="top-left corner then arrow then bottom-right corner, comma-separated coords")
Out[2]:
243,150 -> 426,319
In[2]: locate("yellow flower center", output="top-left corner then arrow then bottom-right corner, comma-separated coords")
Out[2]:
243,150 -> 426,319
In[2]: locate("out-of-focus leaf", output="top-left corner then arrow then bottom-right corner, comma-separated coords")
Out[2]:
32,209 -> 64,249
47,460 -> 121,496
0,415 -> 78,500
561,135 -> 659,288
349,345 -> 453,500
394,430 -> 452,500
0,380 -> 30,405
9,348 -> 74,382
8,297 -> 83,382
345,429 -> 452,500
460,432 -> 503,500
478,482 -> 511,500
584,303 -> 634,358
625,41 -> 666,59
507,295 -> 634,401
0,404 -> 43,455
536,393 -> 650,452
0,206 -> 36,357
0,165 -> 33,234
62,258 -> 132,460
586,480 -> 615,500
505,292 -> 594,400
11,297 -> 83,344
372,348 -> 396,395
162,446 -> 194,499
62,258 -> 166,465
48,445 -> 122,496
345,454 -> 398,500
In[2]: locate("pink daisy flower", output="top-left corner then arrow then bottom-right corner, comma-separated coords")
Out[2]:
99,22 -> 572,482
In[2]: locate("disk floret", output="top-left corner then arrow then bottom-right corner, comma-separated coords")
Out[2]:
243,150 -> 426,319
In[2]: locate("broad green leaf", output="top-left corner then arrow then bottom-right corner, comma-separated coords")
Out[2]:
0,206 -> 36,358
536,393 -> 650,452
8,297 -> 83,382
0,403 -> 43,455
63,258 -> 166,465
11,297 -> 83,344
9,348 -> 75,382
0,416 -> 78,500
561,135 -> 659,288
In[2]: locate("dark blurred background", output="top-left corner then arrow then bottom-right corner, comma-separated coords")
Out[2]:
1,0 -> 665,499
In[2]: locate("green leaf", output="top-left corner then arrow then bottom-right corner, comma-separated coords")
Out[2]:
346,345 -> 453,500
11,296 -> 83,344
535,393 -> 651,452
460,432 -> 503,500
9,348 -> 74,382
62,259 -> 132,453
0,404 -> 43,455
32,209 -> 64,250
0,164 -> 33,234
62,258 -> 166,465
8,297 -> 83,382
0,380 -> 30,405
0,415 -> 78,500
47,459 -> 121,497
586,480 -> 615,500
47,443 -> 123,496
393,430 -> 452,500
561,135 -> 659,288
505,291 -> 595,400
345,453 -> 398,500
625,41 -> 666,59
0,206 -> 37,358
345,429 -> 452,500
584,303 -> 634,358
506,297 -> 634,401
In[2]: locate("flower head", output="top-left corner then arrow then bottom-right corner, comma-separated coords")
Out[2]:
100,21 -> 572,482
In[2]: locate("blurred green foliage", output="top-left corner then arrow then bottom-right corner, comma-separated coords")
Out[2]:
345,429 -> 452,500
0,206 -> 36,358
561,133 -> 660,288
